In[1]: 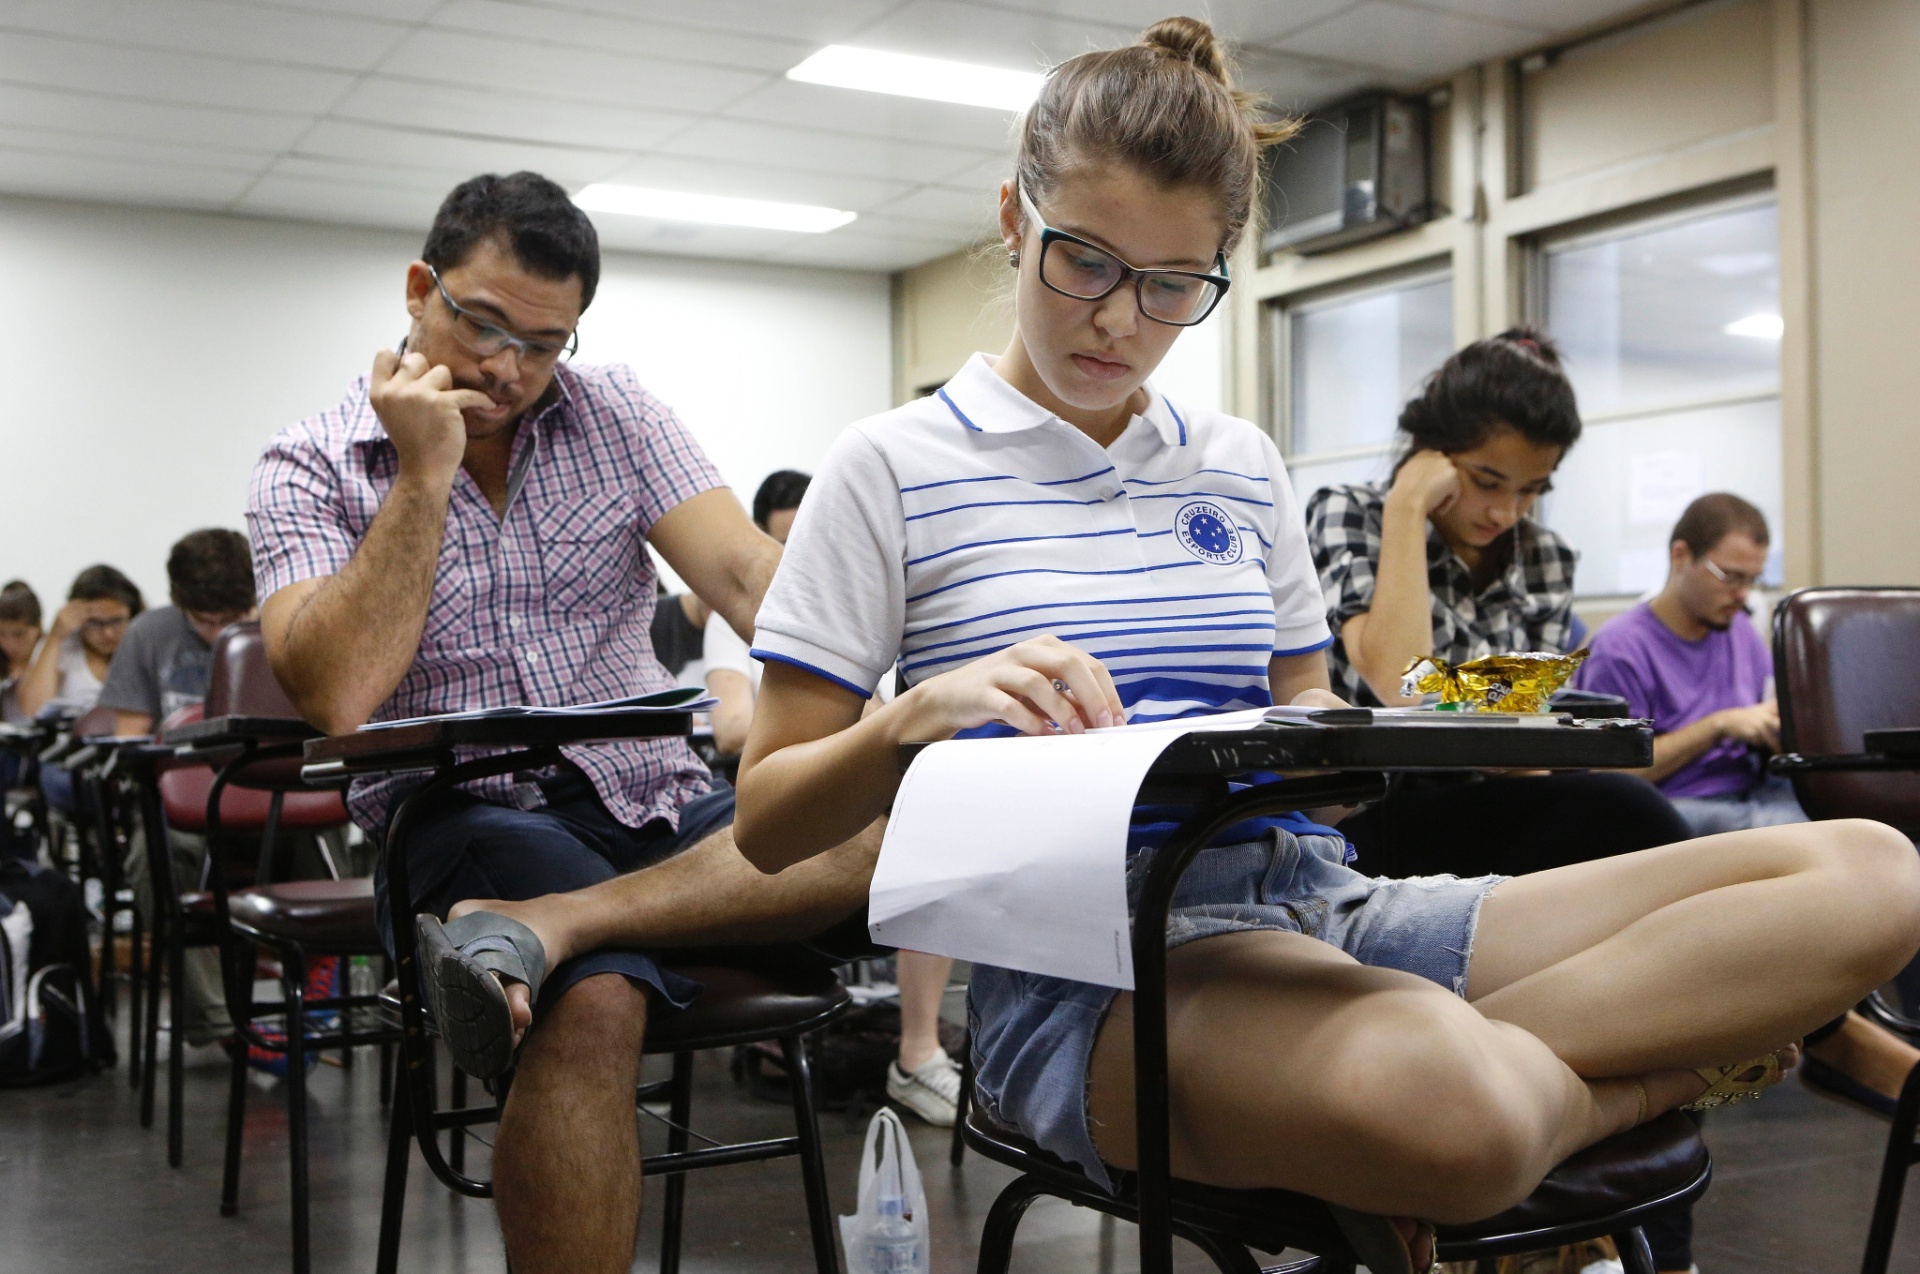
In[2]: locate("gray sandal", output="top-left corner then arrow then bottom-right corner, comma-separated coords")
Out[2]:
1327,1204 -> 1441,1274
415,912 -> 548,1081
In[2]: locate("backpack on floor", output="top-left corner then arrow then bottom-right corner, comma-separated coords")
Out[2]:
0,859 -> 104,1087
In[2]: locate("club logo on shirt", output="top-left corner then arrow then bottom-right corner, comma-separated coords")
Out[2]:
1173,500 -> 1243,566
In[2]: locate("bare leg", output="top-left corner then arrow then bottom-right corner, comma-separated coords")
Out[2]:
1467,819 -> 1920,1075
1084,930 -> 1659,1224
897,950 -> 955,1072
492,972 -> 648,1274
449,821 -> 881,1035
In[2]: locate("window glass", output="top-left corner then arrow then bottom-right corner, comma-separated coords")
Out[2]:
1545,202 -> 1780,418
1284,271 -> 1452,458
1539,198 -> 1783,597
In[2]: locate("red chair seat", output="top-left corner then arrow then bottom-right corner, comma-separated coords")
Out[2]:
159,764 -> 347,834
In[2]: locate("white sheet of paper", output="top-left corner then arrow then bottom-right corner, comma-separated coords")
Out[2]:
868,709 -> 1273,990
1626,451 -> 1706,528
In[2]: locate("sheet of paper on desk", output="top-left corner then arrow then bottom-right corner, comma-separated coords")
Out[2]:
363,687 -> 717,730
869,711 -> 1271,990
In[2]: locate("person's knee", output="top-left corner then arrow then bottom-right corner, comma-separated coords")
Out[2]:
522,974 -> 648,1079
1825,819 -> 1920,971
1328,993 -> 1546,1220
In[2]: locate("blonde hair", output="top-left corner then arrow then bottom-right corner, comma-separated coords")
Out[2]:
1014,16 -> 1298,256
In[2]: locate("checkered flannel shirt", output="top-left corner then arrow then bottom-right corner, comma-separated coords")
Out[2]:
1305,482 -> 1578,707
246,361 -> 723,834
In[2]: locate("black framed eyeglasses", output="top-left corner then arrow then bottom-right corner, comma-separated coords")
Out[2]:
1018,185 -> 1230,327
428,265 -> 578,366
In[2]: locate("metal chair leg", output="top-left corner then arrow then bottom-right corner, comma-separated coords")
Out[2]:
126,905 -> 145,1090
1615,1226 -> 1656,1274
780,1035 -> 841,1274
950,1034 -> 973,1168
1181,1224 -> 1263,1274
974,1174 -> 1048,1274
659,1051 -> 694,1274
1862,1057 -> 1920,1274
448,1066 -> 468,1176
166,923 -> 187,1167
140,909 -> 164,1126
219,940 -> 255,1217
375,1074 -> 413,1274
284,951 -> 312,1274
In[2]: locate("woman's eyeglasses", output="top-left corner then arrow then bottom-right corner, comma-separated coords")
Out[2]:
429,266 -> 578,367
1018,186 -> 1230,327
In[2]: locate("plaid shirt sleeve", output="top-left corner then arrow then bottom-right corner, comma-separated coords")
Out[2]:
1305,484 -> 1385,634
246,420 -> 360,601
611,364 -> 726,533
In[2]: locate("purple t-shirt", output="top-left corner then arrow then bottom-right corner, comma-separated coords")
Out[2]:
1575,602 -> 1771,799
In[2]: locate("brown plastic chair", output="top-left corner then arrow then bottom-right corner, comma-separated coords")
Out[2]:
1772,587 -> 1920,1274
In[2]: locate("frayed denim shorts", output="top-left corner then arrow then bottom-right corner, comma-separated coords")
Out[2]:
966,827 -> 1505,1192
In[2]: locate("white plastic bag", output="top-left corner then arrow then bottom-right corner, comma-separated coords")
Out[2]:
838,1108 -> 930,1274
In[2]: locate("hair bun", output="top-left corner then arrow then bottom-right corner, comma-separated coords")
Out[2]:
1141,16 -> 1228,83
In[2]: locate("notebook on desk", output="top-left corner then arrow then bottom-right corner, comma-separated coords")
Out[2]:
361,687 -> 718,731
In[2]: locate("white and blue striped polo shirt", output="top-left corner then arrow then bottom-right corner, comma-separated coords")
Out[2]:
752,353 -> 1333,729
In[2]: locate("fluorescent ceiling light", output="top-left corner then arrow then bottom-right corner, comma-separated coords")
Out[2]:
1724,312 -> 1784,340
788,45 -> 1043,111
573,184 -> 855,233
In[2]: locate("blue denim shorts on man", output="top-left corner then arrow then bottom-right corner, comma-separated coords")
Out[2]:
967,827 -> 1505,1192
374,764 -> 737,1017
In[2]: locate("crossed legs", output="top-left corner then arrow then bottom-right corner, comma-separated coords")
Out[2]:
1086,818 -> 1920,1224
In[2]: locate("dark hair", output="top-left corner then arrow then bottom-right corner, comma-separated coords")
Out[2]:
1015,17 -> 1297,256
167,529 -> 255,615
752,470 -> 813,530
1394,327 -> 1582,468
68,565 -> 144,617
0,580 -> 41,627
423,172 -> 601,311
1671,492 -> 1770,557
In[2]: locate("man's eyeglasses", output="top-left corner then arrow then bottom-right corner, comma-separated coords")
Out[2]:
428,266 -> 578,367
1018,186 -> 1230,327
1698,557 -> 1761,591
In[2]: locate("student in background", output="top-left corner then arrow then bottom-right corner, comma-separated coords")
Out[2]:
98,529 -> 256,736
708,469 -> 966,1125
12,565 -> 143,720
649,586 -> 709,680
0,580 -> 43,726
1306,335 -> 1691,881
1578,493 -> 1804,835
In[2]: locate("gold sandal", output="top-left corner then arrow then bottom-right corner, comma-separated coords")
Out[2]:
1682,1052 -> 1788,1111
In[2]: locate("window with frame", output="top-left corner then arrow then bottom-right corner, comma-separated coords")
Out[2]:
1268,266 -> 1454,509
1533,195 -> 1783,598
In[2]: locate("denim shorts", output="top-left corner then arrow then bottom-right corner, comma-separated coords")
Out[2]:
967,827 -> 1505,1191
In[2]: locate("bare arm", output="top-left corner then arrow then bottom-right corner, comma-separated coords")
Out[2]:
1632,703 -> 1778,784
1341,451 -> 1460,706
114,710 -> 152,738
704,667 -> 756,756
735,638 -> 1124,873
648,488 -> 783,642
260,348 -> 488,735
1269,649 -> 1334,705
12,603 -> 81,718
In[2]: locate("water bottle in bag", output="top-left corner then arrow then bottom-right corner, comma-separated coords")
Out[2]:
839,1109 -> 930,1274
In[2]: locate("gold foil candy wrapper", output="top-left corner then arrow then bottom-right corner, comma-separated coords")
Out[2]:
1399,649 -> 1589,713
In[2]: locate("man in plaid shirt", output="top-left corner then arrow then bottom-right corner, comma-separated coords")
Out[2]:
247,172 -> 873,1274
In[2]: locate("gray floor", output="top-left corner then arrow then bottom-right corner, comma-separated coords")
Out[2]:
5,996 -> 1920,1274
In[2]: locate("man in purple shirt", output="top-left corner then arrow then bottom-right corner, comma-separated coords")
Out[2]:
1577,493 -> 1805,836
247,173 -> 874,1274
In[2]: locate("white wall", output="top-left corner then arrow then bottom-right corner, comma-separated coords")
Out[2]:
0,194 -> 891,609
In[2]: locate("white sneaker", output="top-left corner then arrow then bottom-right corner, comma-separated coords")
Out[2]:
887,1047 -> 962,1127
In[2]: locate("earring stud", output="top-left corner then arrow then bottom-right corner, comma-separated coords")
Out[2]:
1008,251 -> 1020,267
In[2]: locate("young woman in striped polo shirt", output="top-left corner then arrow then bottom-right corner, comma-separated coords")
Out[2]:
733,18 -> 1918,1271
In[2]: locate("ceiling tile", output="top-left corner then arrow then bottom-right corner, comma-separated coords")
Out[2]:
1274,1 -> 1542,77
865,184 -> 1000,234
1235,48 -> 1388,110
330,78 -> 686,153
937,152 -> 1017,194
232,172 -> 447,228
0,30 -> 353,113
1410,0 -> 1648,33
0,82 -> 310,151
0,0 -> 411,72
295,119 -> 633,187
588,217 -> 808,261
764,232 -> 957,272
511,0 -> 900,45
374,28 -> 769,114
659,118 -> 997,186
255,0 -> 443,20
593,154 -> 916,214
964,0 -> 1356,46
845,0 -> 1129,67
0,124 -> 269,174
722,79 -> 1021,152
264,154 -> 478,194
0,145 -> 256,208
427,0 -> 814,73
